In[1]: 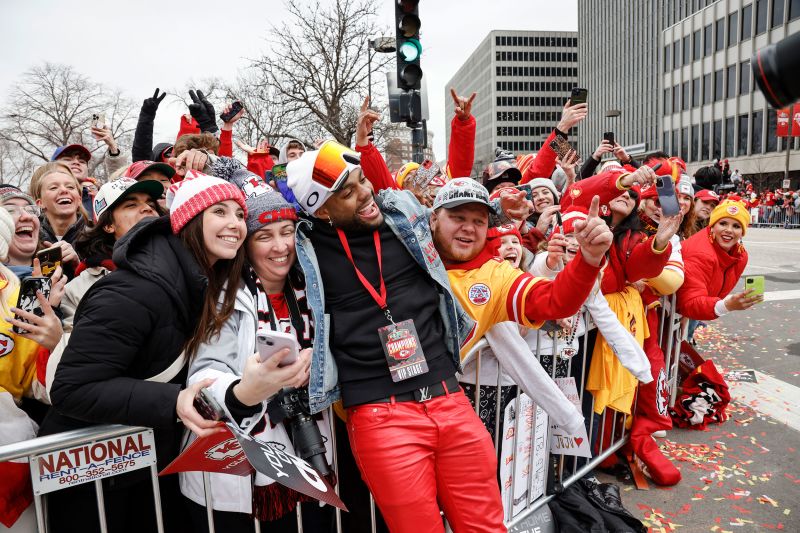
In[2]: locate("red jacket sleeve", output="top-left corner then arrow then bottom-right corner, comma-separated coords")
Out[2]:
355,142 -> 398,191
520,228 -> 546,253
521,130 -> 558,184
218,129 -> 233,157
560,168 -> 630,210
523,252 -> 603,322
676,251 -> 719,320
246,152 -> 274,179
446,115 -> 475,178
625,235 -> 672,282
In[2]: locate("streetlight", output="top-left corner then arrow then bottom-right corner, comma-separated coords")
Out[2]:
365,36 -> 396,103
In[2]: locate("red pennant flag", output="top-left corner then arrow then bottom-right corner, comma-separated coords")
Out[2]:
160,428 -> 254,477
792,104 -> 800,137
777,108 -> 790,137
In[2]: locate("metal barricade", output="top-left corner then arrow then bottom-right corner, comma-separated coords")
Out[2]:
750,204 -> 800,228
0,297 -> 685,533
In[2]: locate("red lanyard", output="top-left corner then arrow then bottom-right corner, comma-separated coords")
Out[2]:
336,229 -> 388,311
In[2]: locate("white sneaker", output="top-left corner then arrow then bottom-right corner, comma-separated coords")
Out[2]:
652,430 -> 667,438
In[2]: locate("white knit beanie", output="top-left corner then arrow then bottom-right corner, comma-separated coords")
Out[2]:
166,170 -> 247,234
0,208 -> 14,261
528,177 -> 560,200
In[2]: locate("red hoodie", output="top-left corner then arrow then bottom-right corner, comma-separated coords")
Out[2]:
175,116 -> 232,157
677,227 -> 748,320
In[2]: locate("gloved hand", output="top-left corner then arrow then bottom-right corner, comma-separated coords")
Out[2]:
141,88 -> 166,116
188,90 -> 218,133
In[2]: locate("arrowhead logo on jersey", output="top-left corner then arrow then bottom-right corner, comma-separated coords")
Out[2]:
468,283 -> 491,305
0,333 -> 14,357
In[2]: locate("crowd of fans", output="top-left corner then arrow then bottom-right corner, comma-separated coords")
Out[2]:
0,86 -> 764,533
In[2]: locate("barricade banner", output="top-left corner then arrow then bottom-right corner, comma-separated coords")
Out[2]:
549,377 -> 591,458
160,427 -> 253,477
30,429 -> 156,494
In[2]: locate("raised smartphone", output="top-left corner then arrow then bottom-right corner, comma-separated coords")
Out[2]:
257,331 -> 300,367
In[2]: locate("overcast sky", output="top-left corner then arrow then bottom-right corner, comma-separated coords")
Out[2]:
0,0 -> 577,159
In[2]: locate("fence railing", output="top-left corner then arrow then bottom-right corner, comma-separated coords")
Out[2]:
749,205 -> 800,228
0,297 -> 684,532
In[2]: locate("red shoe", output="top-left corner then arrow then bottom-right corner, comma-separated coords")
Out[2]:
632,435 -> 681,486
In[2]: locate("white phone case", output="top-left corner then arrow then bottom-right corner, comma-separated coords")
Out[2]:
256,330 -> 300,366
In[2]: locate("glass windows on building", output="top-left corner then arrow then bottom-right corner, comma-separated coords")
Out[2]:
692,78 -> 700,107
704,24 -> 713,56
715,69 -> 724,101
693,29 -> 702,60
725,117 -> 735,157
691,124 -> 700,161
738,114 -> 749,156
742,4 -> 753,40
756,0 -> 768,33
772,0 -> 785,27
702,122 -> 711,160
726,65 -> 737,99
715,18 -> 725,51
713,119 -> 723,159
766,110 -> 779,152
739,61 -> 750,95
703,73 -> 712,104
728,11 -> 739,47
751,110 -> 763,154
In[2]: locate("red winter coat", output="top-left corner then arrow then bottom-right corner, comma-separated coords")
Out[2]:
601,231 -> 671,295
677,227 -> 748,320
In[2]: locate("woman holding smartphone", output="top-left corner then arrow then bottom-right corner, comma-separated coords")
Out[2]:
180,162 -> 326,533
39,171 -> 250,533
678,198 -> 755,320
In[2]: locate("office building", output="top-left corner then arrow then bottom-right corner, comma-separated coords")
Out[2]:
445,30 -> 578,177
579,0 -> 800,184
662,0 -> 800,181
383,124 -> 436,174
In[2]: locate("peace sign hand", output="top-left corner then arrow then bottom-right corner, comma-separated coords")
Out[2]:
356,96 -> 381,147
450,88 -> 477,121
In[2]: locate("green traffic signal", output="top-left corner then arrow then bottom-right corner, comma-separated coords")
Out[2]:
399,39 -> 422,62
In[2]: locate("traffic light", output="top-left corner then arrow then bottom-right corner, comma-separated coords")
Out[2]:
395,0 -> 422,91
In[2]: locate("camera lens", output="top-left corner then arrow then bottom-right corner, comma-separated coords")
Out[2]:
752,32 -> 800,109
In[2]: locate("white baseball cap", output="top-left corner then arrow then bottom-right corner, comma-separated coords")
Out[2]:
93,178 -> 163,222
286,140 -> 361,214
432,177 -> 494,212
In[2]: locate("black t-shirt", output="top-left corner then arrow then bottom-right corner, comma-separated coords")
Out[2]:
310,220 -> 455,407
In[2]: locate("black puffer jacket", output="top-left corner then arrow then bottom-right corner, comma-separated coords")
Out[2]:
40,216 -> 208,468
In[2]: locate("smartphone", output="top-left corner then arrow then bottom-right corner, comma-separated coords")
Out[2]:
193,388 -> 226,421
267,163 -> 288,185
13,277 -> 52,334
603,131 -> 615,146
410,159 -> 442,190
549,135 -> 579,161
257,331 -> 300,367
655,176 -> 681,216
36,246 -> 62,278
515,183 -> 533,201
744,275 -> 765,298
220,101 -> 244,122
570,87 -> 587,105
90,113 -> 106,130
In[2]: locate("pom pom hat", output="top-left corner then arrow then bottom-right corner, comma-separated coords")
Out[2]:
166,169 -> 247,234
709,199 -> 750,235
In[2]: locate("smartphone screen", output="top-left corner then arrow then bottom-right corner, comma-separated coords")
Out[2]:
744,275 -> 765,297
514,184 -> 533,201
603,131 -> 615,146
36,246 -> 62,278
13,277 -> 51,334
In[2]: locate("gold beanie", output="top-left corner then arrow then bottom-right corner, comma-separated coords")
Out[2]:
709,199 -> 750,235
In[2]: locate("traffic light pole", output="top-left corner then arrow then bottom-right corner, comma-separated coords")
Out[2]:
409,121 -> 424,163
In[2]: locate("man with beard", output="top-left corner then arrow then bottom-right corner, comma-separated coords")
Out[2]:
286,141 -> 611,531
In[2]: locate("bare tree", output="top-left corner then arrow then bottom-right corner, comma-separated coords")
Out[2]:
248,0 -> 391,147
0,139 -> 38,188
0,62 -> 136,181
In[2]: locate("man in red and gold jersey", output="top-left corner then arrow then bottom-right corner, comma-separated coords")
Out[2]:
429,178 -> 613,355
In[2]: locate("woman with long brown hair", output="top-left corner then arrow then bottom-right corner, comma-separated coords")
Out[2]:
38,171 -> 257,533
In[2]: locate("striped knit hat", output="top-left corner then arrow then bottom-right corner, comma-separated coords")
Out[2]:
166,170 -> 247,234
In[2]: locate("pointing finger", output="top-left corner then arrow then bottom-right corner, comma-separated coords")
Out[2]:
361,95 -> 370,113
587,195 -> 601,219
450,88 -> 459,105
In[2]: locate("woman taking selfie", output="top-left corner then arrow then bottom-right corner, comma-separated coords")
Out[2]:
39,171 -> 249,533
180,163 -> 328,533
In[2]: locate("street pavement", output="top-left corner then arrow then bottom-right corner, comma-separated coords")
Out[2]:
599,228 -> 800,532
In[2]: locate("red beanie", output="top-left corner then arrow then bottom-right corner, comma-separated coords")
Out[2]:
560,205 -> 589,235
486,224 -> 522,257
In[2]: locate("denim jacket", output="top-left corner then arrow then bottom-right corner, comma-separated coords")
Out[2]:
295,188 -> 476,413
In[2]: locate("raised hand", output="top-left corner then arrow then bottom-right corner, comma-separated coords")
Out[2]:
558,149 -> 580,186
573,195 -> 613,267
499,188 -> 533,221
176,378 -> 226,437
142,88 -> 167,115
592,140 -> 614,161
557,100 -> 588,132
169,149 -> 209,178
355,96 -> 381,147
450,88 -> 477,121
654,213 -> 682,251
622,165 -> 658,188
221,103 -> 245,130
188,90 -> 218,133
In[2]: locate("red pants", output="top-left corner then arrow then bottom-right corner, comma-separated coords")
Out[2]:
346,389 -> 505,533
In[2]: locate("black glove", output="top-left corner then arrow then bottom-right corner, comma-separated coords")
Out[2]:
141,88 -> 166,116
188,90 -> 218,133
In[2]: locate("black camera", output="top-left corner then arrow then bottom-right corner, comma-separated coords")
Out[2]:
752,31 -> 800,109
267,387 -> 331,476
